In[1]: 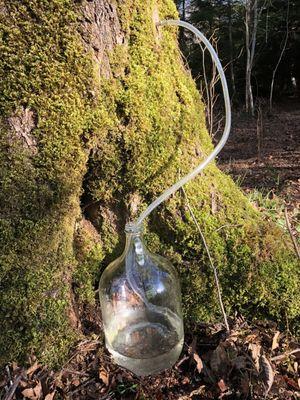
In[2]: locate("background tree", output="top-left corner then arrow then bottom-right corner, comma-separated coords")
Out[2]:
179,0 -> 300,108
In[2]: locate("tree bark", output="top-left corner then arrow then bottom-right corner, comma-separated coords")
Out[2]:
0,0 -> 299,368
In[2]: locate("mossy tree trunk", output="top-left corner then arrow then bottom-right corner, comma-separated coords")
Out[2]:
0,0 -> 299,367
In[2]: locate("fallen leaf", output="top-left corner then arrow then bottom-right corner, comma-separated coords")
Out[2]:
22,388 -> 36,399
193,352 -> 204,373
211,189 -> 217,214
99,368 -> 109,386
271,331 -> 280,351
248,343 -> 261,371
22,382 -> 42,399
110,374 -> 116,389
228,331 -> 239,343
260,355 -> 274,395
45,393 -> 55,400
217,379 -> 228,392
188,386 -> 205,397
26,362 -> 40,377
245,332 -> 259,344
72,378 -> 80,387
33,382 -> 42,399
293,361 -> 298,372
12,362 -> 19,372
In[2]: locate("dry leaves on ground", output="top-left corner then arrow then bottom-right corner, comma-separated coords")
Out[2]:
1,317 -> 299,399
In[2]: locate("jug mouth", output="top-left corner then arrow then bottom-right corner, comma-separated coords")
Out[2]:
125,222 -> 143,234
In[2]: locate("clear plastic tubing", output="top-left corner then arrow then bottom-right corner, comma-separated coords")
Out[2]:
133,19 -> 231,229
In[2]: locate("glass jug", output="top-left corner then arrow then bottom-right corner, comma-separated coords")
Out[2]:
99,223 -> 184,376
99,18 -> 231,376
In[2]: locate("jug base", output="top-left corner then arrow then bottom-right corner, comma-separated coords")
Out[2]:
107,337 -> 184,376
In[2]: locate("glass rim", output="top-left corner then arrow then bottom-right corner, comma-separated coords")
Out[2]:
125,222 -> 143,234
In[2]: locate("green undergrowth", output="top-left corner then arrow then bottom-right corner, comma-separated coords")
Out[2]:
248,189 -> 300,233
0,0 -> 299,369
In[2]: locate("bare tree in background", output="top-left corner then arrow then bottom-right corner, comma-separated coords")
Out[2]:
182,0 -> 186,21
228,0 -> 236,96
269,0 -> 290,112
244,0 -> 271,115
198,32 -> 222,138
245,0 -> 257,116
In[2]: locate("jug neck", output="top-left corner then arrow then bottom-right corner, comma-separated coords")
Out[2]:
124,222 -> 144,256
125,223 -> 143,242
125,222 -> 143,235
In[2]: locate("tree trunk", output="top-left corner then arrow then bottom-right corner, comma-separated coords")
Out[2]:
269,0 -> 290,111
182,0 -> 186,21
245,0 -> 251,113
228,0 -> 236,96
0,0 -> 299,368
245,0 -> 256,115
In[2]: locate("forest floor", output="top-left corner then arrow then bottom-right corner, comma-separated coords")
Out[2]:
219,98 -> 300,212
1,101 -> 300,400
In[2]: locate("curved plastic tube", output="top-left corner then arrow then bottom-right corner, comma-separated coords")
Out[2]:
134,20 -> 231,228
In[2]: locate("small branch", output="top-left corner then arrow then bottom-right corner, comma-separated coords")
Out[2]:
181,187 -> 230,332
3,373 -> 24,400
271,348 -> 300,362
284,207 -> 300,261
199,42 -> 210,133
67,378 -> 95,396
269,0 -> 290,111
256,102 -> 263,159
62,369 -> 90,377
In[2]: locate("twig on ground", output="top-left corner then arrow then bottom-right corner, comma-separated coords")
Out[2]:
62,369 -> 90,377
271,348 -> 300,362
181,187 -> 230,332
5,366 -> 12,387
3,373 -> 24,400
62,339 -> 101,367
284,207 -> 300,261
67,378 -> 95,396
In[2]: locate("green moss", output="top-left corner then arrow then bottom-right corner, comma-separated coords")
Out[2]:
73,219 -> 105,304
0,0 -> 102,366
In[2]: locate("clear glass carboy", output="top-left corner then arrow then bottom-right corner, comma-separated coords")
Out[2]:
99,223 -> 184,376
